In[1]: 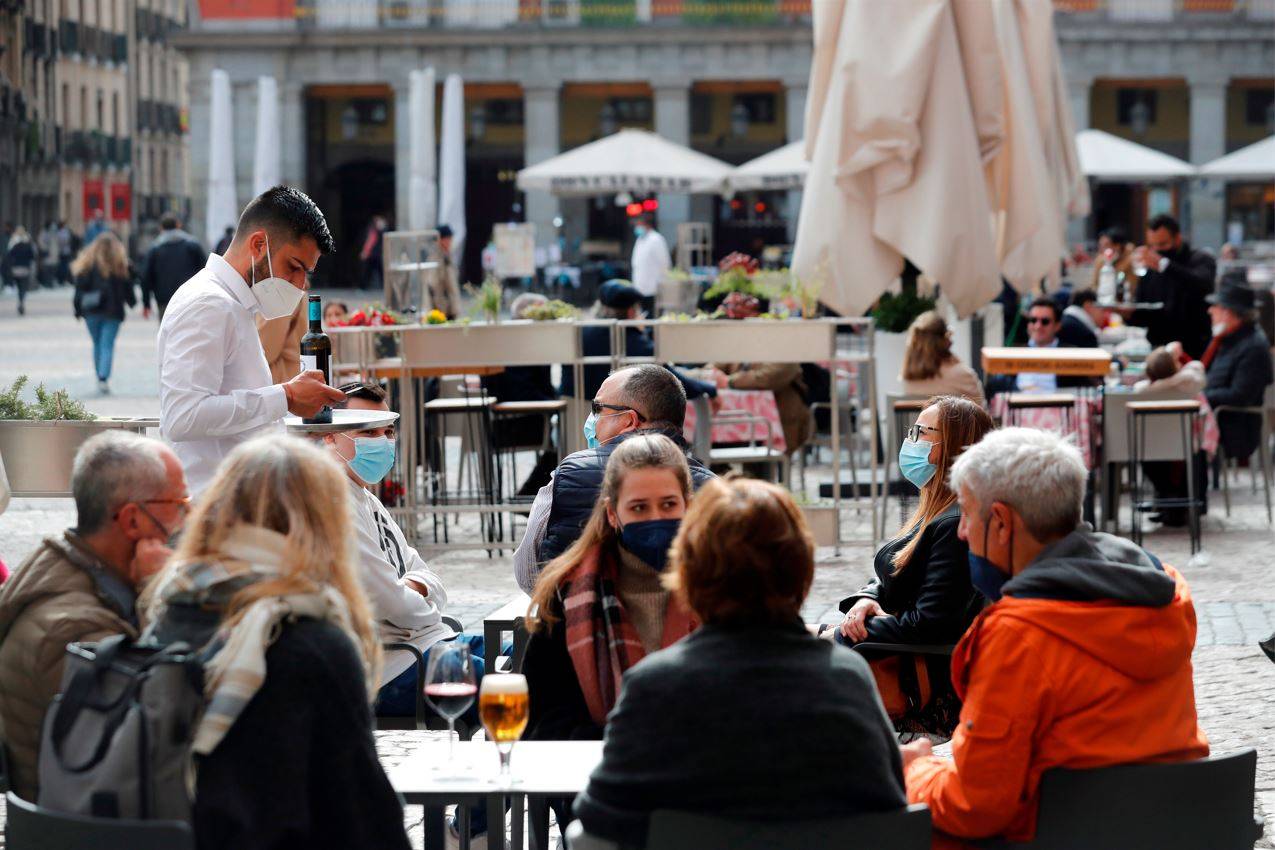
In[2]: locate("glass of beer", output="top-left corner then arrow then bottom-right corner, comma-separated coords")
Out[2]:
479,673 -> 529,785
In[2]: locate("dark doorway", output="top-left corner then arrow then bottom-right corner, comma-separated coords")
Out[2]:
318,160 -> 395,287
1091,183 -> 1135,242
460,155 -> 522,286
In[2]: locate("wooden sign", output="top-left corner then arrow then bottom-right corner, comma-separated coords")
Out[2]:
982,346 -> 1111,377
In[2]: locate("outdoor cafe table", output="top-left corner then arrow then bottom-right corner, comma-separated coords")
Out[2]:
681,387 -> 787,452
385,739 -> 603,850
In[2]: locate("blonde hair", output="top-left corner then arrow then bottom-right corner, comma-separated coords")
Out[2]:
902,311 -> 954,382
70,231 -> 129,280
526,434 -> 691,632
154,436 -> 382,686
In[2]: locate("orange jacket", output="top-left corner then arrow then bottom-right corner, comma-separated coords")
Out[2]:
906,563 -> 1209,843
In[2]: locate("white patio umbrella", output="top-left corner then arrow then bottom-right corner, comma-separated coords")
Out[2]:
1200,135 -> 1275,181
408,68 -> 437,231
251,76 -> 281,196
205,69 -> 238,248
728,141 -> 808,192
437,73 -> 466,259
1076,129 -> 1196,182
516,129 -> 733,196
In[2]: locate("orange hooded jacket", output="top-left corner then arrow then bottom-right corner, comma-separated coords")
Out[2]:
906,530 -> 1209,844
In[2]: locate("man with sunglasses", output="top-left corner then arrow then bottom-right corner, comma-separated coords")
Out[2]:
0,431 -> 189,799
987,297 -> 1098,396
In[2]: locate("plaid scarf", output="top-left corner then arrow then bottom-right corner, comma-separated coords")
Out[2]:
153,525 -> 360,758
562,543 -> 695,725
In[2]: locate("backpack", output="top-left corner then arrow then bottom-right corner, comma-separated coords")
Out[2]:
37,635 -> 208,821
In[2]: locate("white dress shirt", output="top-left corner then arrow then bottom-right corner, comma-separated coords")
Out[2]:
348,479 -> 455,684
630,230 -> 671,297
157,254 -> 288,494
513,471 -> 556,594
1016,337 -> 1060,393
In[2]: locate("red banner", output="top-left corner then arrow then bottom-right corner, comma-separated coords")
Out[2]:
82,179 -> 105,221
109,183 -> 132,221
198,0 -> 295,19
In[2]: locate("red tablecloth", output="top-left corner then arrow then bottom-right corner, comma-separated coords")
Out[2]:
683,388 -> 786,452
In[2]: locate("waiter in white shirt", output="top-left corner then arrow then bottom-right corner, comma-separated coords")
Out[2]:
629,214 -> 671,316
158,186 -> 345,494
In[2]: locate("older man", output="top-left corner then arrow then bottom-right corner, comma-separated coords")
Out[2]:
514,364 -> 716,593
0,431 -> 188,799
1203,282 -> 1274,466
903,428 -> 1209,845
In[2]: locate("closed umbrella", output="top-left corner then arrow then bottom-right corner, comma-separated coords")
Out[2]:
516,129 -> 733,196
437,73 -> 466,260
1200,135 -> 1275,180
408,68 -> 437,231
252,76 -> 281,196
206,69 -> 238,248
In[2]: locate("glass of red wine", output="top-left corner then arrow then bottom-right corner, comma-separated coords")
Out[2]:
423,642 -> 477,775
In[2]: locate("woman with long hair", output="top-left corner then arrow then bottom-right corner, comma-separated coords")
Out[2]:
833,395 -> 995,734
523,433 -> 697,742
71,231 -> 136,394
900,311 -> 985,406
144,436 -> 409,850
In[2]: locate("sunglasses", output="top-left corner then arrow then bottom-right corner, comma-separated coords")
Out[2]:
1026,316 -> 1055,325
906,423 -> 942,442
590,401 -> 645,420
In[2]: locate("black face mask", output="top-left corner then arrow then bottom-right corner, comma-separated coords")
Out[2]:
617,519 -> 681,571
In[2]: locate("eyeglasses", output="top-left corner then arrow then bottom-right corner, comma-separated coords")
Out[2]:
113,496 -> 192,522
1026,316 -> 1055,325
906,423 -> 942,442
590,401 -> 645,420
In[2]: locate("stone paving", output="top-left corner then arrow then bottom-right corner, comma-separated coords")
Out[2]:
1,285 -> 1274,847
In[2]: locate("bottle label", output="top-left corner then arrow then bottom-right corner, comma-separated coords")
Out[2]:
300,354 -> 317,375
309,298 -> 321,323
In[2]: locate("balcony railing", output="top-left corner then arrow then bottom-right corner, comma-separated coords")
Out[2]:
59,19 -> 79,54
296,0 -> 812,29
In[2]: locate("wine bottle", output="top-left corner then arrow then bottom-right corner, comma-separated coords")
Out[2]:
299,293 -> 333,424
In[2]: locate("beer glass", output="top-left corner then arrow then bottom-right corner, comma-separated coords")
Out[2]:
479,673 -> 529,785
423,643 -> 477,774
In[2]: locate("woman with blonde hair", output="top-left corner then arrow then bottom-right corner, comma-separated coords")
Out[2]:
523,433 -> 698,743
71,231 -> 136,393
900,310 -> 985,406
145,435 -> 409,850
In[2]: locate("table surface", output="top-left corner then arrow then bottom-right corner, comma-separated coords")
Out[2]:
386,740 -> 603,799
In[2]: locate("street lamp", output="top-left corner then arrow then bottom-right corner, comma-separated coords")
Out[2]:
1130,97 -> 1150,137
730,101 -> 750,138
599,102 -> 617,136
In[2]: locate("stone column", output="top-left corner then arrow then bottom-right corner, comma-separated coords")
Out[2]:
523,83 -> 561,249
653,82 -> 691,248
279,81 -> 306,188
784,79 -> 807,243
186,69 -> 211,245
1187,77 -> 1227,251
1068,76 -> 1091,131
393,76 -> 411,229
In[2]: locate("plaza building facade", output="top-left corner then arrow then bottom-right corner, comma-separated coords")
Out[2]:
173,0 -> 1274,287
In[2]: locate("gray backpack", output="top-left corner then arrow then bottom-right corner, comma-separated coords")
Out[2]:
37,635 -> 208,821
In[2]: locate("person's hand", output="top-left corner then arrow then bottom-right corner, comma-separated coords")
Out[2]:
1166,341 -> 1184,360
405,577 -> 429,598
129,537 -> 172,586
1137,245 -> 1163,269
900,738 -> 933,772
711,369 -> 730,390
283,371 -> 346,417
143,306 -> 152,320
839,598 -> 885,642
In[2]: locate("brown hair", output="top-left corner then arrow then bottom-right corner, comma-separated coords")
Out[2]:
1144,348 -> 1179,383
526,434 -> 691,632
902,311 -> 954,382
663,477 -> 814,627
892,395 -> 995,573
70,231 -> 129,280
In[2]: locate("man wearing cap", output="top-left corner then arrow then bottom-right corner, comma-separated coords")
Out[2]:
1202,282 -> 1273,467
430,224 -> 463,319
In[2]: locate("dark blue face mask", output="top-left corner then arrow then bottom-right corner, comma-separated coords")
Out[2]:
968,517 -> 1012,602
617,519 -> 681,572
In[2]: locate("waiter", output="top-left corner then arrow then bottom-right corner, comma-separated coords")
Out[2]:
158,185 -> 345,494
629,214 -> 670,317
1123,213 -> 1216,361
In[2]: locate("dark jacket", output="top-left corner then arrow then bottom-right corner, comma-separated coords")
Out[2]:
984,340 -> 1099,396
1128,243 -> 1216,360
482,365 -> 558,449
149,609 -> 411,850
6,241 -> 35,274
560,325 -> 716,402
1057,310 -> 1099,349
523,590 -> 605,744
1204,323 -> 1274,460
141,229 -> 206,310
839,505 -> 983,645
538,426 -> 715,565
73,267 -> 137,322
573,621 -> 908,847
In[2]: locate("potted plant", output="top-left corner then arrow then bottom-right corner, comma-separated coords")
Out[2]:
469,275 -> 504,324
332,304 -> 406,359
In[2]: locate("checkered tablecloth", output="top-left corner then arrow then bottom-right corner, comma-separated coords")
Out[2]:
683,388 -> 786,452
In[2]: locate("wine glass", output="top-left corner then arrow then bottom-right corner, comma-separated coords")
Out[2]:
423,643 -> 477,776
479,673 -> 529,786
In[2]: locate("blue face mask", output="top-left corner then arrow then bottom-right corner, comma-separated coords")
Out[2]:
968,520 -> 1011,602
344,435 -> 396,485
583,413 -> 600,449
898,438 -> 937,489
634,226 -> 647,238
617,518 -> 681,571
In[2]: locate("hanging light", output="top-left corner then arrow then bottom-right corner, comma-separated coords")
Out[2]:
599,102 -> 617,136
730,101 -> 750,138
614,191 -> 634,208
469,103 -> 486,140
641,198 -> 658,212
1130,97 -> 1150,137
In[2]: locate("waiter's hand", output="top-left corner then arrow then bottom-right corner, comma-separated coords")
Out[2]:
284,370 -> 346,417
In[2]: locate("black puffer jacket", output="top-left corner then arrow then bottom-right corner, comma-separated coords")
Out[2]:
73,267 -> 136,321
538,426 -> 714,565
140,229 -> 206,310
1205,323 -> 1273,460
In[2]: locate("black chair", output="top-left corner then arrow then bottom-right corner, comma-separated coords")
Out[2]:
376,615 -> 474,736
979,749 -> 1264,850
642,804 -> 932,850
5,790 -> 195,850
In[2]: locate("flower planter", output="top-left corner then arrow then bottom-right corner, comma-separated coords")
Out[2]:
0,418 -> 158,497
800,504 -> 840,548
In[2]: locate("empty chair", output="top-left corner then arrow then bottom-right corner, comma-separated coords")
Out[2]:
5,790 -> 195,850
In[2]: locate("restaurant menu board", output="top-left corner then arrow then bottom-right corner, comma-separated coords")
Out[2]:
981,346 -> 1112,377
494,223 -> 536,279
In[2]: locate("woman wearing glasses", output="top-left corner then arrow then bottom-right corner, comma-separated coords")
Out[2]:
831,395 -> 994,736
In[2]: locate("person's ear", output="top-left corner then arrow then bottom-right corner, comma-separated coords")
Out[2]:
990,502 -> 1012,547
115,503 -> 146,542
606,499 -> 619,531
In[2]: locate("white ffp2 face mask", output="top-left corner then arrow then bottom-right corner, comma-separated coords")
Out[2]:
250,233 -> 305,320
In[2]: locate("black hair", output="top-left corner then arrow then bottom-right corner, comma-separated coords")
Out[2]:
334,380 -> 388,408
232,185 -> 335,254
1027,296 -> 1061,322
1100,226 -> 1129,246
1147,214 -> 1180,236
617,364 -> 687,428
1070,288 -> 1098,308
160,212 -> 180,230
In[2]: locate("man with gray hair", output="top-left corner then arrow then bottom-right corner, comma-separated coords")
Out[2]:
0,430 -> 189,799
902,427 -> 1208,844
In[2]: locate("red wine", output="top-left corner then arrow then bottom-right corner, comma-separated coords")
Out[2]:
424,682 -> 477,718
300,293 -> 332,424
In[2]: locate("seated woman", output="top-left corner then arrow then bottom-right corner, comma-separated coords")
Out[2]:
900,311 -> 985,407
144,436 -> 410,850
572,477 -> 907,847
834,395 -> 994,734
523,433 -> 697,742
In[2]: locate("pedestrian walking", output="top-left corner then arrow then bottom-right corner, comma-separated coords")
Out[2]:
6,227 -> 36,316
83,209 -> 108,244
38,221 -> 60,288
140,213 -> 206,321
213,225 -> 234,255
55,220 -> 75,284
71,232 -> 137,394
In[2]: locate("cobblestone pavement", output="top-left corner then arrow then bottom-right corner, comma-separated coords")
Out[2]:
2,285 -> 1274,847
